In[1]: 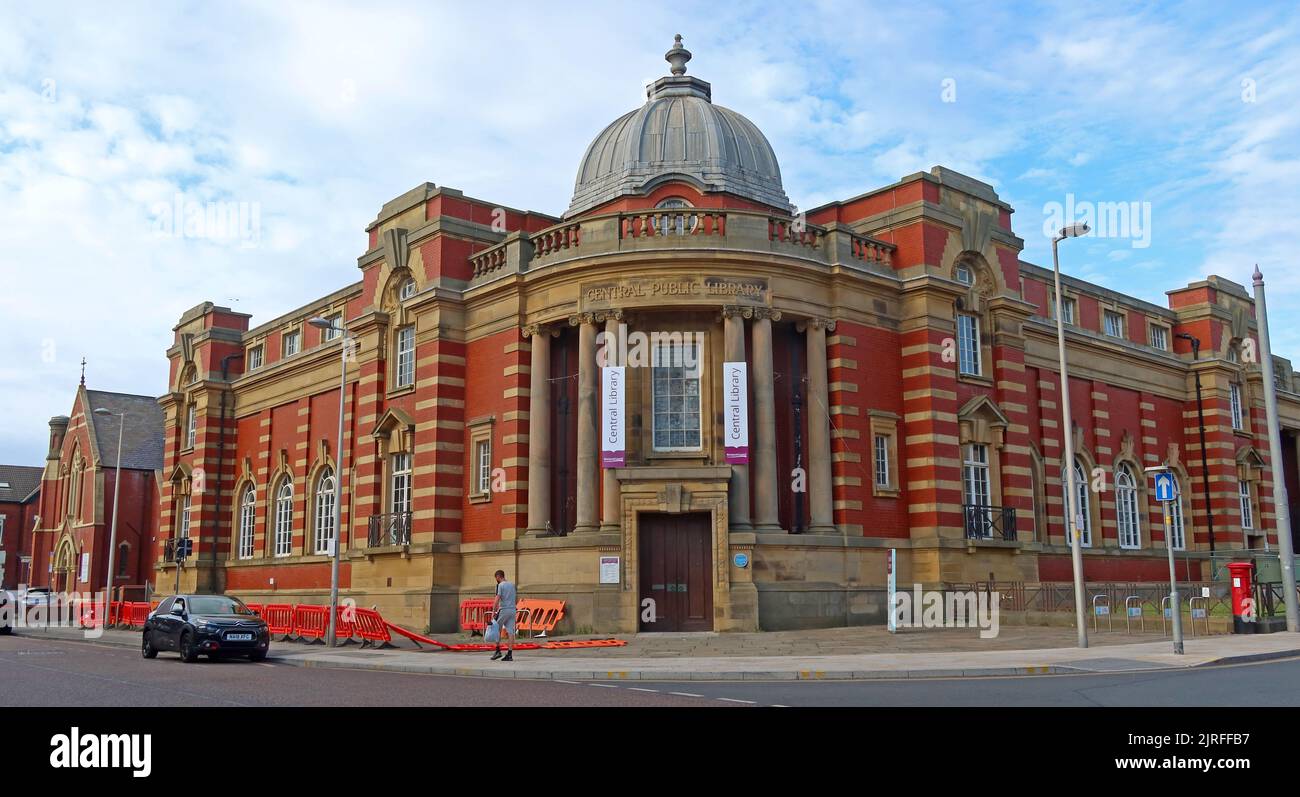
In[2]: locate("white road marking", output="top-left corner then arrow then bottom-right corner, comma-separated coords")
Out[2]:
628,687 -> 659,693
669,691 -> 703,698
717,697 -> 757,704
556,680 -> 582,684
588,682 -> 619,688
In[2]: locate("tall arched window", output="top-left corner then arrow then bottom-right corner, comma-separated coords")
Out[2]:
314,468 -> 336,555
1062,460 -> 1092,547
116,543 -> 130,578
1167,482 -> 1186,550
273,478 -> 293,557
238,485 -> 256,560
1116,465 -> 1141,549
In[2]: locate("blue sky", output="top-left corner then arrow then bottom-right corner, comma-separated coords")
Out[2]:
1,1 -> 1296,464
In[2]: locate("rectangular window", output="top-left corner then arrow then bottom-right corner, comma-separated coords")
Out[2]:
396,326 -> 415,388
246,345 -> 263,371
476,439 -> 492,495
179,495 -> 191,539
651,339 -> 702,451
0,515 -> 5,545
1149,325 -> 1168,350
957,314 -> 981,376
963,444 -> 991,507
1230,383 -> 1244,430
1240,480 -> 1254,530
283,330 -> 300,357
186,405 -> 197,449
1168,495 -> 1186,550
323,314 -> 343,342
874,435 -> 890,488
1104,310 -> 1125,338
1050,293 -> 1076,324
391,453 -> 412,515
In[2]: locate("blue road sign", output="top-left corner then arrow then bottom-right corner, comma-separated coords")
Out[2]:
1153,471 -> 1177,502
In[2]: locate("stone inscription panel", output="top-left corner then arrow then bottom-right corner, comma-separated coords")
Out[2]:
583,276 -> 769,309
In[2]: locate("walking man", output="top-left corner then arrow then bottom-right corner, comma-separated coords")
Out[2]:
491,569 -> 516,661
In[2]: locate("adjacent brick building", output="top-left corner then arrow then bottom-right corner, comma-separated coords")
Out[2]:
29,385 -> 163,598
159,38 -> 1300,631
0,465 -> 42,588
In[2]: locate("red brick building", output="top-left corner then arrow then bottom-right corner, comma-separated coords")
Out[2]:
159,39 -> 1300,631
0,466 -> 41,588
30,386 -> 163,598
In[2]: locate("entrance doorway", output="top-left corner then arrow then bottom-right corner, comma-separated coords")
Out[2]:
638,512 -> 713,631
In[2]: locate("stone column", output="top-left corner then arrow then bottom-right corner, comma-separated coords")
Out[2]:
722,307 -> 752,531
802,317 -> 836,534
600,311 -> 623,532
572,313 -> 599,534
751,308 -> 782,531
524,324 -> 552,535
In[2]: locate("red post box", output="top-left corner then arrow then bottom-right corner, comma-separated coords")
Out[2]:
1226,561 -> 1255,634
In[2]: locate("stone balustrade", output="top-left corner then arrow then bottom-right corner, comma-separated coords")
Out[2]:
467,209 -> 896,285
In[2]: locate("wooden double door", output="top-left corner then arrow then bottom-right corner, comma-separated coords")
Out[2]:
638,513 -> 713,632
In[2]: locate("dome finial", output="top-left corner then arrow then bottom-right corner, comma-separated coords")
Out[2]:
666,34 -> 691,76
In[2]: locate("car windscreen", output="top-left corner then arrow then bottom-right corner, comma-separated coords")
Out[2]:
187,597 -> 254,616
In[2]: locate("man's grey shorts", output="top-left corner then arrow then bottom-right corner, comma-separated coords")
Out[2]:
496,608 -> 517,635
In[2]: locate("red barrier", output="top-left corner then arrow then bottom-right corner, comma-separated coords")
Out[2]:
244,603 -> 263,617
109,601 -> 122,627
333,606 -> 355,642
293,605 -> 329,642
262,604 -> 294,638
352,608 -> 392,646
125,602 -> 151,627
459,598 -> 496,635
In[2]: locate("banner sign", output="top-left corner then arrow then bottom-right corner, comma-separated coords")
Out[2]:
887,548 -> 897,634
723,361 -> 748,464
601,366 -> 625,468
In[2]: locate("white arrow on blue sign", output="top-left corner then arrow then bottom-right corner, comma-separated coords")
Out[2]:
1153,471 -> 1177,502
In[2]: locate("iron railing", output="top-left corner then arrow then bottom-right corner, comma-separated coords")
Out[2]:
963,504 -> 1017,541
368,511 -> 412,547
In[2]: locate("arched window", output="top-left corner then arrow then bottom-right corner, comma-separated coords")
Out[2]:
1167,483 -> 1186,550
116,543 -> 130,578
1061,460 -> 1092,547
314,468 -> 336,555
399,278 -> 417,301
1116,465 -> 1141,549
274,478 -> 293,557
238,485 -> 256,559
653,197 -> 694,235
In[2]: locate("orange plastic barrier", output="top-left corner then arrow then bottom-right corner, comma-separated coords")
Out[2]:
262,604 -> 294,637
459,598 -> 496,634
516,599 -> 565,636
540,639 -> 627,649
244,603 -> 263,616
108,601 -> 122,627
125,602 -> 151,627
333,606 -> 355,641
293,605 -> 329,641
352,608 -> 392,646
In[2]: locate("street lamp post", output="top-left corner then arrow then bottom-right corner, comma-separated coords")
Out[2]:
1052,222 -> 1090,648
93,408 -> 125,611
1175,333 -> 1216,554
309,316 -> 350,647
1251,268 -> 1299,631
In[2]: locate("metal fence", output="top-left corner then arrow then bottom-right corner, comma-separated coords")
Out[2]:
943,580 -> 1232,618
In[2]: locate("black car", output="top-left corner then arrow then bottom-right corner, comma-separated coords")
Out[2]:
142,594 -> 269,662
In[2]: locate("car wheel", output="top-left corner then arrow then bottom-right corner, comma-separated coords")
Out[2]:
179,631 -> 199,663
249,649 -> 267,662
141,631 -> 158,659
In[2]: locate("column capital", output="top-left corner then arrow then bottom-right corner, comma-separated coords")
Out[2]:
795,317 -> 836,333
568,312 -> 598,326
594,309 -> 624,323
521,323 -> 560,338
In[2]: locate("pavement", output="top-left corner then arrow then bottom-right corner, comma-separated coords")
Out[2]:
12,622 -> 1300,682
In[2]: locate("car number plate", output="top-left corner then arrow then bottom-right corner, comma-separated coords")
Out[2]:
226,633 -> 253,641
